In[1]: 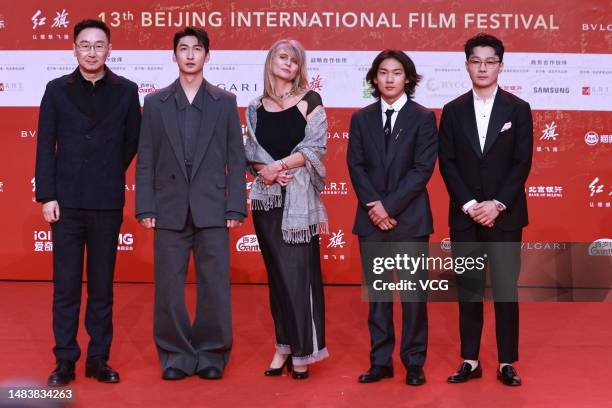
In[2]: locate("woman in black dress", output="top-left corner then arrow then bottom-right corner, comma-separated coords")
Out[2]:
245,39 -> 329,379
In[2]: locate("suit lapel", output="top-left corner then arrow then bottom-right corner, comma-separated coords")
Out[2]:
482,90 -> 511,157
365,101 -> 386,165
65,68 -> 93,121
190,80 -> 221,180
160,81 -> 189,182
94,70 -> 123,132
458,91 -> 483,159
384,101 -> 414,169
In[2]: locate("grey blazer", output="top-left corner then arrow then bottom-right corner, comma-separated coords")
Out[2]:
135,79 -> 246,230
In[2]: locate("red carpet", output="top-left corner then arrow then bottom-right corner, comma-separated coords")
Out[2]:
1,282 -> 611,407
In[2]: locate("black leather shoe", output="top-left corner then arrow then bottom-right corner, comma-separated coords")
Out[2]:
198,366 -> 223,380
85,359 -> 120,383
358,366 -> 394,383
264,356 -> 293,376
405,366 -> 426,386
498,365 -> 521,386
291,367 -> 309,380
162,367 -> 188,381
447,361 -> 482,383
47,360 -> 75,387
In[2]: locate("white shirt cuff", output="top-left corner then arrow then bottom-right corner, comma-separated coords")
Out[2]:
462,199 -> 478,214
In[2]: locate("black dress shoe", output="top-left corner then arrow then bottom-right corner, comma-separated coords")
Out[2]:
447,361 -> 482,383
358,366 -> 394,383
85,359 -> 120,383
162,367 -> 188,381
498,365 -> 521,386
405,366 -> 426,386
47,360 -> 75,387
264,356 -> 293,376
291,367 -> 309,380
198,366 -> 223,380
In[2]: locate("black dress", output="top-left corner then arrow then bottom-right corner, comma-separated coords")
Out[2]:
252,91 -> 328,365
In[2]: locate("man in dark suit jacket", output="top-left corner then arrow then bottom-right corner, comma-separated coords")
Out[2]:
348,50 -> 438,386
35,19 -> 141,387
135,27 -> 246,381
439,33 -> 533,386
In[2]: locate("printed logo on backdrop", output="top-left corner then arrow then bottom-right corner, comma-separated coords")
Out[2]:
502,85 -> 523,95
33,231 -> 135,252
440,238 -> 452,253
236,234 -> 260,252
0,82 -> 24,92
581,86 -> 611,97
0,180 -> 4,192
536,121 -> 561,153
521,242 -> 568,250
533,87 -> 570,94
527,185 -> 563,198
31,9 -> 71,40
426,78 -> 471,97
588,177 -> 611,208
0,14 -> 5,29
327,130 -> 349,141
321,181 -> 348,196
588,239 -> 612,256
585,131 -> 612,146
117,233 -> 134,251
19,130 -> 37,139
137,80 -> 159,95
581,23 -> 612,32
216,82 -> 258,93
323,229 -> 346,261
309,75 -> 323,92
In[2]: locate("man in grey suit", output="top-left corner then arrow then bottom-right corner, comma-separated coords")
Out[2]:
135,27 -> 246,381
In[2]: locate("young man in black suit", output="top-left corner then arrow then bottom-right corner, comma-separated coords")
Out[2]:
348,50 -> 438,386
35,19 -> 141,386
438,33 -> 533,386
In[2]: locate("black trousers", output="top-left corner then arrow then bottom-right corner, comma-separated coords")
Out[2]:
451,225 -> 522,364
359,229 -> 429,369
252,206 -> 328,366
51,207 -> 122,363
153,213 -> 232,374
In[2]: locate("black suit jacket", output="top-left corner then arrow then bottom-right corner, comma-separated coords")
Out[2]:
135,79 -> 246,230
347,98 -> 438,237
35,68 -> 141,209
438,88 -> 533,231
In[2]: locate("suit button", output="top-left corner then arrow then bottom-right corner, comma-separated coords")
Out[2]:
85,134 -> 91,140
171,175 -> 176,180
84,159 -> 89,164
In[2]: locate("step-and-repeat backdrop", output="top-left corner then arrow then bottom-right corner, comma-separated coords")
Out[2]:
0,1 -> 610,283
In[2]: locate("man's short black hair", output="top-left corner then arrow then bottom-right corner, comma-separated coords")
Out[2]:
173,27 -> 210,54
366,50 -> 422,99
464,33 -> 504,62
73,19 -> 110,42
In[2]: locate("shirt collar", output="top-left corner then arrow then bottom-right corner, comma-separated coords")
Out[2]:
78,66 -> 107,87
472,85 -> 498,103
175,81 -> 205,111
381,92 -> 408,114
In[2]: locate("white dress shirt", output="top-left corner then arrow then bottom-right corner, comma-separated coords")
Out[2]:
381,93 -> 408,131
463,86 -> 505,213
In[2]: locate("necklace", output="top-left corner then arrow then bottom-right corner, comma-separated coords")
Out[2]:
276,89 -> 294,101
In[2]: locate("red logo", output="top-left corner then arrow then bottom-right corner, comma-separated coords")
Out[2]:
582,87 -> 591,95
0,83 -> 4,92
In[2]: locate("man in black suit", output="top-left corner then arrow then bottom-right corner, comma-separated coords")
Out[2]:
135,27 -> 246,381
35,19 -> 141,386
348,50 -> 438,386
438,33 -> 533,386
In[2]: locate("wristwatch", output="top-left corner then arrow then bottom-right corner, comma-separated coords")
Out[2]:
495,202 -> 505,212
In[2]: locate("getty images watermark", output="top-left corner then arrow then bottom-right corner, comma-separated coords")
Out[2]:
359,241 -> 612,302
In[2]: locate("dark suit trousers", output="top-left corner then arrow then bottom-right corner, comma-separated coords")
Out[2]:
450,226 -> 522,364
153,213 -> 232,374
51,207 -> 122,363
359,230 -> 429,369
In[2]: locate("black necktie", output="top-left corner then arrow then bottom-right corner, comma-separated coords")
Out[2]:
383,109 -> 394,151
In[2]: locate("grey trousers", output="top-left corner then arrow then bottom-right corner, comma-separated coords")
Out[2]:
153,216 -> 232,374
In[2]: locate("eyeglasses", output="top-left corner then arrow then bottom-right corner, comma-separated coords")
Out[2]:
76,42 -> 108,53
468,58 -> 501,69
